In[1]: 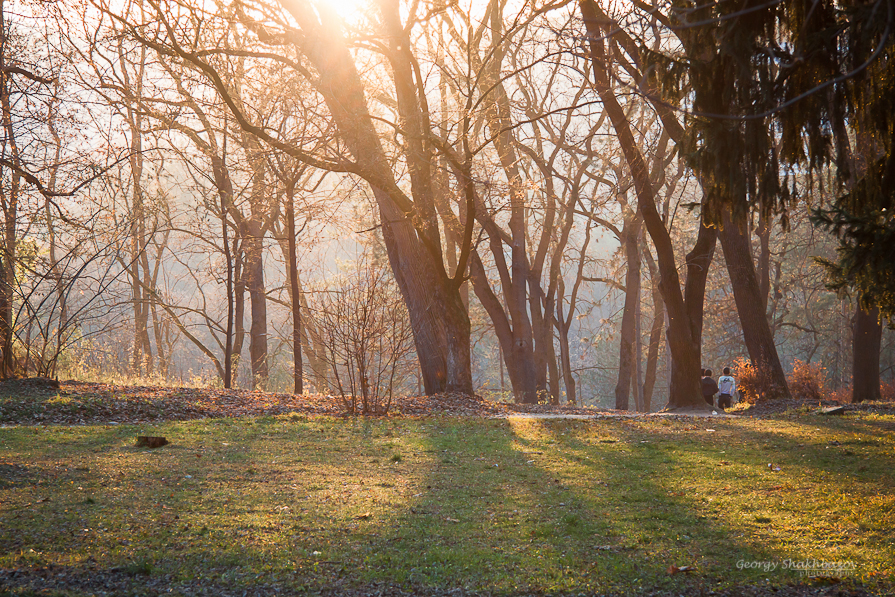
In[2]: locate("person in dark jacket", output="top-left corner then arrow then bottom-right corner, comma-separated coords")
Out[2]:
701,369 -> 718,407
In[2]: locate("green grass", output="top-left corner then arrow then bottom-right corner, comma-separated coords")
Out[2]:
1,411 -> 893,595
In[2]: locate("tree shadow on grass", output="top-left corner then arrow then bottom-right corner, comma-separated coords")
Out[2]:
350,417 -> 805,595
0,415 -> 887,596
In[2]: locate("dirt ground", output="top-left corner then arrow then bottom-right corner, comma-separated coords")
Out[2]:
2,377 -> 894,427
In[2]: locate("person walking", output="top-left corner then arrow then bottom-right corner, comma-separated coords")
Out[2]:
701,369 -> 718,407
717,367 -> 736,410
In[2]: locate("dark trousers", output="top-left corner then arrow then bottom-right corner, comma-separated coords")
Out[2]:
718,394 -> 732,409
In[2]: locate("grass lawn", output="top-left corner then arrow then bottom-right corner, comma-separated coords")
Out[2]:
1,409 -> 893,595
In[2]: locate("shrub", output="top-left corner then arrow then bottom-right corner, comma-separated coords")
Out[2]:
733,357 -> 774,404
881,381 -> 895,402
827,385 -> 851,404
309,254 -> 416,415
787,360 -> 827,402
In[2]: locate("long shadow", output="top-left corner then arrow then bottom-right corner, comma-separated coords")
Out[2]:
1,414 -> 888,596
351,416 -> 803,595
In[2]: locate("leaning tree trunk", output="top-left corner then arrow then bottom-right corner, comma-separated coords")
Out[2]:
581,0 -> 706,409
719,209 -> 790,399
852,302 -> 882,402
282,0 -> 473,395
469,251 -> 540,403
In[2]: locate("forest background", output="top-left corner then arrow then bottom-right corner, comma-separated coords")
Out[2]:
1,0 -> 893,412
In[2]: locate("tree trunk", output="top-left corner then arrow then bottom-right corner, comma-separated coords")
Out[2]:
244,215 -> 268,390
530,287 -> 560,404
378,194 -> 471,395
852,302 -> 882,402
615,212 -> 641,410
581,0 -> 707,409
556,304 -> 576,405
0,0 -> 15,378
217,168 -> 235,389
280,0 -> 473,395
845,125 -> 882,404
634,282 -> 644,412
469,251 -> 540,403
642,246 -> 664,411
757,216 -> 771,312
719,209 -> 790,399
285,184 -> 303,395
470,2 -> 546,403
128,116 -> 151,378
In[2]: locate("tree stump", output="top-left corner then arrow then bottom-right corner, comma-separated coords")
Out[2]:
135,436 -> 169,448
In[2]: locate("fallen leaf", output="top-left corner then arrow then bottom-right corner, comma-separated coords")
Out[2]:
667,565 -> 695,575
356,512 -> 372,520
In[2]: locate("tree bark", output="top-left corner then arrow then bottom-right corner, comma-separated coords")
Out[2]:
285,183 -> 303,395
469,251 -> 540,403
280,0 -> 473,395
244,214 -> 268,390
580,0 -> 707,409
719,209 -> 790,399
615,212 -> 641,410
642,246 -> 664,411
757,216 -> 771,312
852,303 -> 882,402
555,283 -> 576,405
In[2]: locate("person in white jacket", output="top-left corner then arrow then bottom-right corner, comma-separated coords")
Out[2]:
717,367 -> 736,410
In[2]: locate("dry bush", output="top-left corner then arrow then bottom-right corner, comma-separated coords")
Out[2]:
827,386 -> 851,404
787,360 -> 827,402
881,381 -> 895,401
309,256 -> 416,415
733,357 -> 770,404
824,381 -> 894,403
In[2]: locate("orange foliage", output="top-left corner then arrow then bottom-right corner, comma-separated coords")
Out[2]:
732,357 -> 773,404
787,360 -> 827,402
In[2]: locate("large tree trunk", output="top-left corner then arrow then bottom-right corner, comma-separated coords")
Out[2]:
378,195 -> 471,395
853,303 -> 882,402
581,0 -> 707,409
845,125 -> 882,404
719,209 -> 790,399
280,0 -> 473,395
